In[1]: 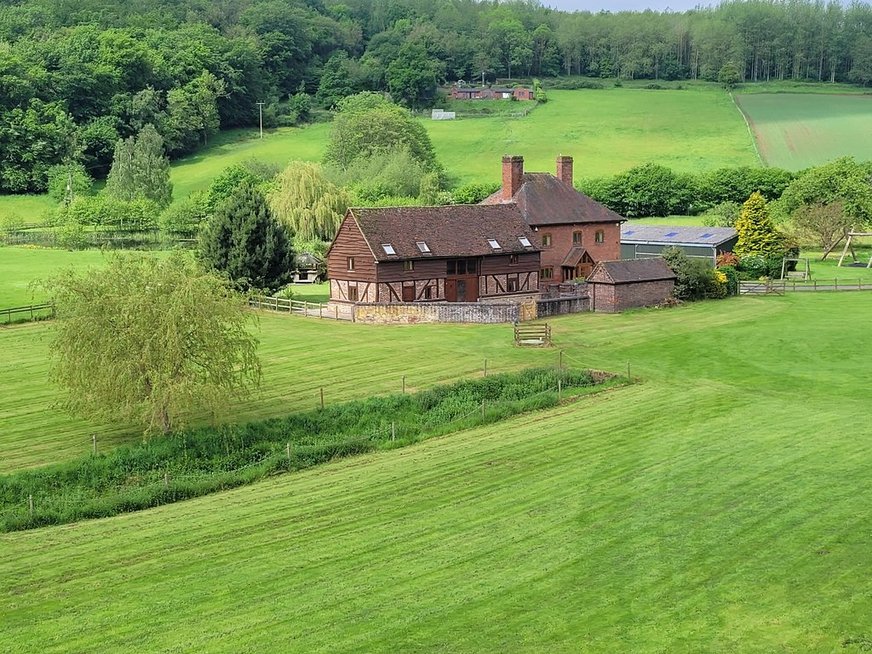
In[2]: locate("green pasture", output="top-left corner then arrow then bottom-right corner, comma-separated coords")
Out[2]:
431,87 -> 757,184
3,292 -> 872,651
735,93 -> 872,170
0,85 -> 759,221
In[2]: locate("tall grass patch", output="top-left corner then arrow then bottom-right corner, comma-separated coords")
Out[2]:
0,368 -> 609,531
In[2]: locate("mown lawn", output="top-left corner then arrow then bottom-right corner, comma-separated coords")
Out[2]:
2,293 -> 872,652
0,247 -> 115,307
735,93 -> 872,170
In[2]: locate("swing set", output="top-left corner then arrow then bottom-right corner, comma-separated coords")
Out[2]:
837,231 -> 872,269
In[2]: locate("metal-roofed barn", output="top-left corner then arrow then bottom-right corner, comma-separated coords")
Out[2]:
621,225 -> 738,265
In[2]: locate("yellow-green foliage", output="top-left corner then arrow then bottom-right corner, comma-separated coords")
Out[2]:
268,161 -> 349,241
735,191 -> 783,257
44,252 -> 261,435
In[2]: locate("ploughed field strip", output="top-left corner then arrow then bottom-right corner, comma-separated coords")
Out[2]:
2,293 -> 871,652
734,93 -> 872,170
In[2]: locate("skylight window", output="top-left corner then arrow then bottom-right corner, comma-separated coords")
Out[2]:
518,236 -> 532,247
624,230 -> 635,236
488,239 -> 502,250
416,241 -> 431,254
700,233 -> 714,239
664,232 -> 678,237
382,243 -> 396,255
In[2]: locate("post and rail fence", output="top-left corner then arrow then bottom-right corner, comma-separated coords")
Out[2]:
248,295 -> 354,321
0,303 -> 55,324
739,279 -> 872,295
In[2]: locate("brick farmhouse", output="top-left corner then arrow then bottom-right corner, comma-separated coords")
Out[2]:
326,154 -> 674,314
481,155 -> 625,285
326,205 -> 540,304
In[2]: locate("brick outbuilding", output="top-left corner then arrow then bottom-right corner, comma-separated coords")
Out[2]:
587,259 -> 676,313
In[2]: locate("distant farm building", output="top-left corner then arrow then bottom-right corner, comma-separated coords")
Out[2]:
431,109 -> 456,120
450,85 -> 534,101
621,225 -> 738,265
588,259 -> 677,313
291,252 -> 323,284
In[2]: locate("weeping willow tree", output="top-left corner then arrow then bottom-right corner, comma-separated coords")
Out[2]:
268,162 -> 349,243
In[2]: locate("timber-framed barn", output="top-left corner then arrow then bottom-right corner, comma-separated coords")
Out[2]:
326,204 -> 541,304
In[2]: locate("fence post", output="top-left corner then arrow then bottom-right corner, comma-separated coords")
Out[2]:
483,359 -> 488,377
627,362 -> 631,382
558,379 -> 562,401
164,472 -> 169,488
481,400 -> 485,419
28,494 -> 33,516
402,375 -> 406,394
320,387 -> 324,410
286,442 -> 291,463
391,422 -> 396,442
92,433 -> 97,455
558,350 -> 564,370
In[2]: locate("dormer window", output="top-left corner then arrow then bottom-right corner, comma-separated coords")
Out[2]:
382,243 -> 396,255
518,236 -> 532,248
487,239 -> 501,250
416,241 -> 431,254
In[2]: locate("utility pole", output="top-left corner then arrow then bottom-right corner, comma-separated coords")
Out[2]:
256,102 -> 265,139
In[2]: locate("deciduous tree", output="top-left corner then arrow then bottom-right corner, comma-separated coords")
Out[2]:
105,124 -> 173,208
44,252 -> 261,435
269,161 -> 349,242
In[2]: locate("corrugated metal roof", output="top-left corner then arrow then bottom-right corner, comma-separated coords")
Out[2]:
621,224 -> 737,247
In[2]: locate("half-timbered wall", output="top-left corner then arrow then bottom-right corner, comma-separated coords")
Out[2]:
327,216 -> 378,302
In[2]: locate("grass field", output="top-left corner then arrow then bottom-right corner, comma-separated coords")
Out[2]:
0,84 -> 759,221
3,293 -> 872,651
0,248 -> 115,307
735,93 -> 872,170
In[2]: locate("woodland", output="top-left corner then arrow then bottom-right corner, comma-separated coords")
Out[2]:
2,0 -> 872,193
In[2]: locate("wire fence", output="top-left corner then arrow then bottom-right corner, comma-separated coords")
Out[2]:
2,363 -> 625,531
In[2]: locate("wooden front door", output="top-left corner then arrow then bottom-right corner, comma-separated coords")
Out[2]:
445,278 -> 457,302
402,284 -> 415,302
446,276 -> 478,302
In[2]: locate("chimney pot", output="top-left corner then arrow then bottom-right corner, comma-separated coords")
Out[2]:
556,155 -> 573,186
502,155 -> 524,201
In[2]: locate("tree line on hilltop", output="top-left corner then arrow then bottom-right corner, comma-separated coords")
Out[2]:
1,0 -> 872,194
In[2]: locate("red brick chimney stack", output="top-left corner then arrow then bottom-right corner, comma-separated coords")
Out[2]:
556,155 -> 573,186
502,155 -> 524,201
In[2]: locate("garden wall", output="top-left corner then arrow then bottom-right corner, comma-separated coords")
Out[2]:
353,302 -> 523,324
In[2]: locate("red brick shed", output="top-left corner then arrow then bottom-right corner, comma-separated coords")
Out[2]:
587,259 -> 676,313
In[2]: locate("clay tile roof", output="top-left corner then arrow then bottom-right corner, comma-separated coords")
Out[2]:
481,173 -> 626,226
561,247 -> 589,267
588,258 -> 676,284
349,205 -> 539,262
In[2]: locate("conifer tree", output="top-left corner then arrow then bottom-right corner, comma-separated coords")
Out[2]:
734,191 -> 782,257
199,180 -> 291,291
